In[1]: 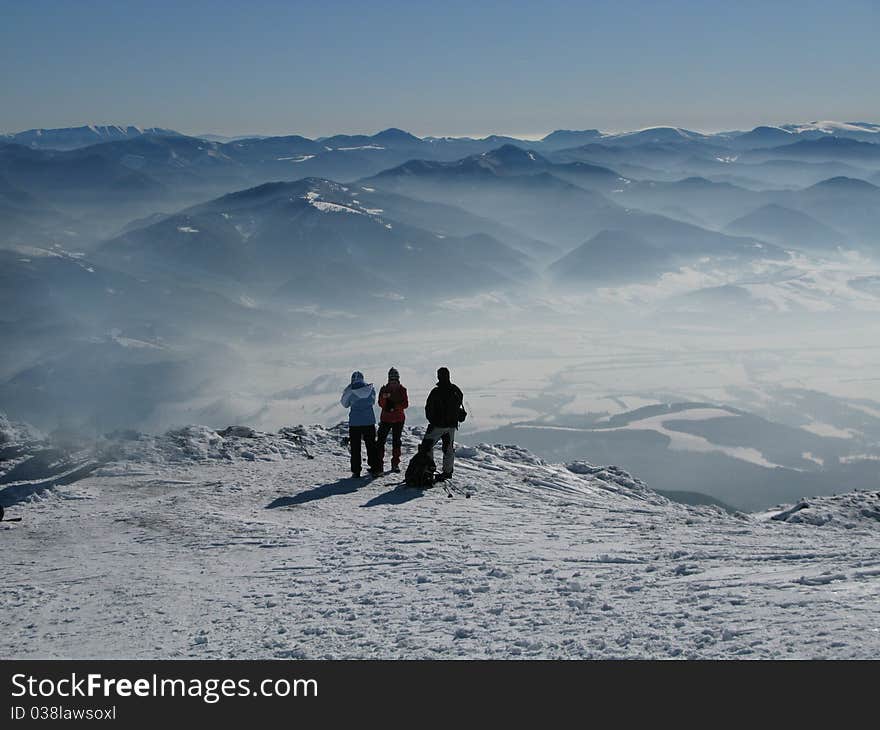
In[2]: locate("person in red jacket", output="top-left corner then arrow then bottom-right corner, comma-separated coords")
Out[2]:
376,367 -> 409,473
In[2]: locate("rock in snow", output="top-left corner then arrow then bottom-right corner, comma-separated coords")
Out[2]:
1,421 -> 878,659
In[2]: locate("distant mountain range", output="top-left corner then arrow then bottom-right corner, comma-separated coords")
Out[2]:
4,119 -> 879,152
1,121 -> 879,268
1,125 -> 181,150
4,118 -> 879,265
95,177 -> 533,304
363,145 -> 788,262
4,117 -> 880,442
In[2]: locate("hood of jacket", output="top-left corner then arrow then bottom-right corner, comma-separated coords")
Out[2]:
346,381 -> 374,399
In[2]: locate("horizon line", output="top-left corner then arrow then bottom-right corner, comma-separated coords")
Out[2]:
4,119 -> 879,142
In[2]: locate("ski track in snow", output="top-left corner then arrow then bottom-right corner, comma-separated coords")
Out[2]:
2,425 -> 879,660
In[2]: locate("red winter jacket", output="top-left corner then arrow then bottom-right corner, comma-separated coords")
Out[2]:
378,383 -> 409,423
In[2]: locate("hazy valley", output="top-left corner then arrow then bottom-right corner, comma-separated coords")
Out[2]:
4,120 -> 880,511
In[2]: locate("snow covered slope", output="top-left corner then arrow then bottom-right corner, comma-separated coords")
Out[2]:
1,125 -> 181,150
2,422 -> 878,659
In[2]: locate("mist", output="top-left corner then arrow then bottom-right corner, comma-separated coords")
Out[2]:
4,121 -> 880,510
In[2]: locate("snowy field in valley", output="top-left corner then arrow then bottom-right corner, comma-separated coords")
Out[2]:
2,422 -> 879,659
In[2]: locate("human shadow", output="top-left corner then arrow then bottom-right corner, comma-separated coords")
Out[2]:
362,484 -> 423,508
266,476 -> 363,508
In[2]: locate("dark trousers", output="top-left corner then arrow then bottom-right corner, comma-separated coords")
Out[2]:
376,421 -> 404,467
349,425 -> 378,474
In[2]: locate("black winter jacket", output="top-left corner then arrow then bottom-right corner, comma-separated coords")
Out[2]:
425,382 -> 465,428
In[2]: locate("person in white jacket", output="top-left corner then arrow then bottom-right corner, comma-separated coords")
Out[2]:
340,371 -> 381,477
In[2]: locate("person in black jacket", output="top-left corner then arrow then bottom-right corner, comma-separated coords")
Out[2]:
422,366 -> 466,481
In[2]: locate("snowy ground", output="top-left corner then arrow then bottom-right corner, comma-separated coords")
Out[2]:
2,423 -> 879,659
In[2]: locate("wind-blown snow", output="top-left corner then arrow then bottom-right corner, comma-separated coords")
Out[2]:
2,423 -> 878,659
757,490 -> 880,528
0,413 -> 42,445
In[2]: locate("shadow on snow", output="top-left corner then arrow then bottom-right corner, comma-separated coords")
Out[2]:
265,476 -> 425,509
362,484 -> 423,508
265,476 -> 364,508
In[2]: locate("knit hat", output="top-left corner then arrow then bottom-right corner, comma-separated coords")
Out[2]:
388,367 -> 400,382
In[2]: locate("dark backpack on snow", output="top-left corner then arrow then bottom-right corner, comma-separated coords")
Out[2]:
405,443 -> 436,488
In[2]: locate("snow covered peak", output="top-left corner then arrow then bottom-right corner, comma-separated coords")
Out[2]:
208,177 -> 381,218
212,178 -> 347,207
93,422 -> 663,504
1,124 -> 181,150
4,418 -> 880,659
781,120 -> 880,135
603,126 -> 708,144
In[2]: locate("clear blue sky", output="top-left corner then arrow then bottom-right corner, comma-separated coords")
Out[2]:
2,0 -> 878,138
